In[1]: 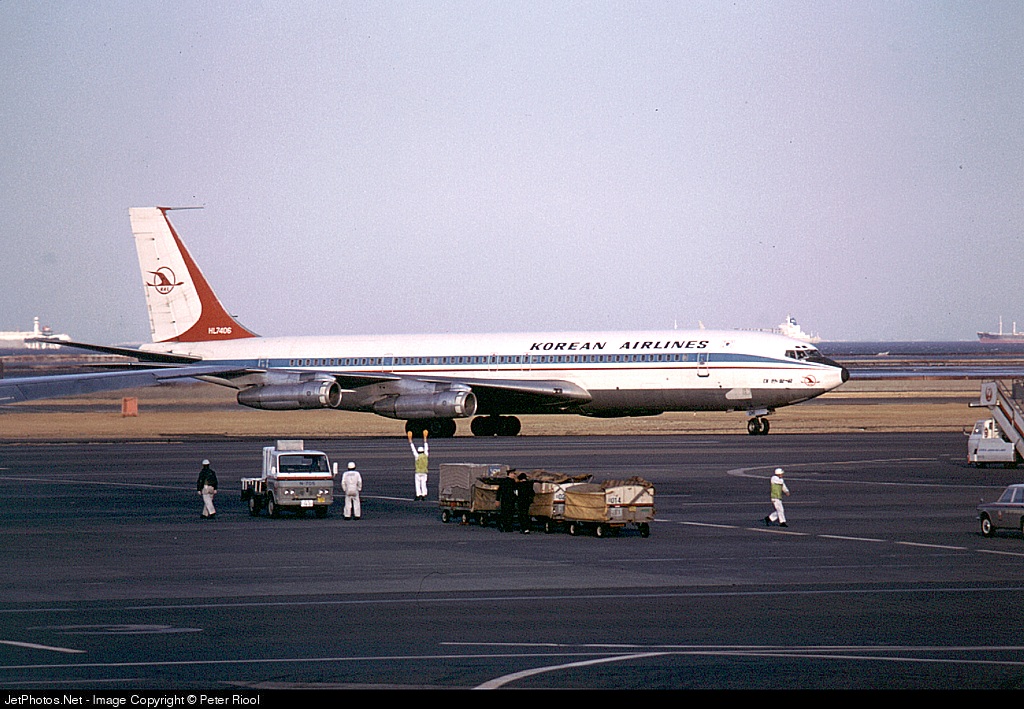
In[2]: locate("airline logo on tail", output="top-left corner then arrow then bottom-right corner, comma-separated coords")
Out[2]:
130,207 -> 258,343
146,267 -> 183,295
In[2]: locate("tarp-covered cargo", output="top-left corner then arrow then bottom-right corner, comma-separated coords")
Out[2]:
477,469 -> 593,519
563,477 -> 655,524
439,463 -> 508,506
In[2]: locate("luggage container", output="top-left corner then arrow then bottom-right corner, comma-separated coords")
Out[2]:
463,468 -> 594,531
438,463 -> 508,525
562,477 -> 655,537
526,470 -> 594,533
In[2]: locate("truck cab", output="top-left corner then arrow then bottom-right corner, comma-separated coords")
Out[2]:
242,440 -> 337,517
968,419 -> 1020,468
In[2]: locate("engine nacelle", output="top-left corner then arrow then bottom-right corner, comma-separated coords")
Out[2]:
372,391 -> 477,420
237,380 -> 342,410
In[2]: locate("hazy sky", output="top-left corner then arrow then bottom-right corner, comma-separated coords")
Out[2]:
2,1 -> 1021,343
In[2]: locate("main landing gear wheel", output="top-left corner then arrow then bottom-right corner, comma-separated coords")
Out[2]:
470,415 -> 522,437
406,418 -> 457,438
747,417 -> 771,436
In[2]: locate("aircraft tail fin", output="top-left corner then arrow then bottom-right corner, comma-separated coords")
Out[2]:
129,207 -> 258,343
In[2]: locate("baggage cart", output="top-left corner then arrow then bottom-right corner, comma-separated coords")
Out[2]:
526,470 -> 594,533
438,463 -> 508,525
562,477 -> 655,537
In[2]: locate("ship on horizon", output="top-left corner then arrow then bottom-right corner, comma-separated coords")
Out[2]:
978,317 -> 1024,343
736,315 -> 822,343
775,315 -> 821,344
0,317 -> 71,352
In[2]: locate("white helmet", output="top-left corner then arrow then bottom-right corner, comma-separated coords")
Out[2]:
775,467 -> 784,475
417,446 -> 424,453
202,459 -> 210,465
347,462 -> 356,469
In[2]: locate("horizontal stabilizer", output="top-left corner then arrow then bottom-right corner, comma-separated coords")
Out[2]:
0,365 -> 250,405
29,338 -> 201,364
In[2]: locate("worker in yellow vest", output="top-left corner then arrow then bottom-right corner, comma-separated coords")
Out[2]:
764,467 -> 790,527
408,429 -> 429,501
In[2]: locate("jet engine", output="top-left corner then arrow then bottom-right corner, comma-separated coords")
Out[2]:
237,380 -> 342,410
372,390 -> 477,420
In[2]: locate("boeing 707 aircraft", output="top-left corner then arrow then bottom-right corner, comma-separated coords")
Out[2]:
1,207 -> 850,436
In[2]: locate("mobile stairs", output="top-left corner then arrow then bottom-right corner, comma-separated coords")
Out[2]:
974,380 -> 1024,465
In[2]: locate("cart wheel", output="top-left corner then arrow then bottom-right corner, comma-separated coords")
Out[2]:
441,509 -> 451,523
639,523 -> 650,538
595,524 -> 607,538
478,514 -> 488,527
569,522 -> 579,536
248,496 -> 261,517
460,512 -> 470,525
544,519 -> 554,534
267,495 -> 279,518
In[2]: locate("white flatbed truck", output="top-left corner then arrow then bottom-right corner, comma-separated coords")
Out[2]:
241,440 -> 337,518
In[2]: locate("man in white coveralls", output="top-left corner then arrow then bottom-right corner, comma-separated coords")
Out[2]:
342,461 -> 362,520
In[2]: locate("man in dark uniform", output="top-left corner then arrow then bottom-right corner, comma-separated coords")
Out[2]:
515,472 -> 534,534
497,469 -> 517,532
196,459 -> 218,518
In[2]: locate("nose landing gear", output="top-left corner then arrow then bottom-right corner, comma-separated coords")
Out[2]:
747,417 -> 771,436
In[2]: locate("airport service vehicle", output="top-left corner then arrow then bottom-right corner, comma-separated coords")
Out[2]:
0,207 -> 850,437
241,440 -> 337,518
967,419 -> 1020,467
562,477 -> 655,538
977,484 -> 1024,537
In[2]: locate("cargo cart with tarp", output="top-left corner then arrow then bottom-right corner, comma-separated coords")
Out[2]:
472,469 -> 595,532
525,470 -> 594,533
438,463 -> 508,525
562,477 -> 655,537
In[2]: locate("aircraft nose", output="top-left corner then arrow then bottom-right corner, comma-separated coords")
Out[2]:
809,354 -> 849,382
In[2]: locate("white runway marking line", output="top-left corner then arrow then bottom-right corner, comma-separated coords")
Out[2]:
672,518 -> 1010,557
473,643 -> 1024,688
0,640 -> 84,654
0,476 -> 181,491
750,527 -> 807,536
5,644 -> 1024,684
678,521 -> 739,530
896,541 -> 967,551
726,461 -> 996,490
977,548 -> 1024,558
474,652 -> 670,689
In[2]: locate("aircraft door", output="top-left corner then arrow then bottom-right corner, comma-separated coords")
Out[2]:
697,352 -> 710,378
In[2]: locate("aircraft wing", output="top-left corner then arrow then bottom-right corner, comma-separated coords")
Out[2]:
421,375 -> 593,410
329,371 -> 592,410
0,364 -> 253,405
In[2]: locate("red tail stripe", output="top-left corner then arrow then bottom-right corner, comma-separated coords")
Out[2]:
156,208 -> 257,343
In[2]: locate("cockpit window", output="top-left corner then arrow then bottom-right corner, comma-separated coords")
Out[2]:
785,347 -> 819,361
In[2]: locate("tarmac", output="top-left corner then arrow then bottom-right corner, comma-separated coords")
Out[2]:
1,432 -> 1022,689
